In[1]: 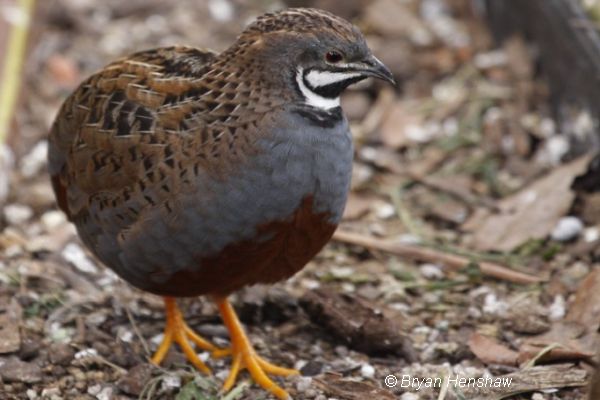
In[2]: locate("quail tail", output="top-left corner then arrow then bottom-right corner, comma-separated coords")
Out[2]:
151,297 -> 219,374
213,297 -> 298,400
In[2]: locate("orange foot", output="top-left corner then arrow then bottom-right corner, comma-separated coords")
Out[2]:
151,297 -> 219,374
214,297 -> 299,400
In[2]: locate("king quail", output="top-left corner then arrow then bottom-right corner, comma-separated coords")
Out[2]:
48,8 -> 394,399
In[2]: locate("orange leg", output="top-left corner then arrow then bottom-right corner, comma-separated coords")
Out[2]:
213,297 -> 298,400
151,297 -> 218,374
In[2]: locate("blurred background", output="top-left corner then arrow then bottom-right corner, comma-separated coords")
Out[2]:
2,0 -> 600,399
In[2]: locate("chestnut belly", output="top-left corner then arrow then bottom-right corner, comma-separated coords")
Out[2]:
141,196 -> 336,297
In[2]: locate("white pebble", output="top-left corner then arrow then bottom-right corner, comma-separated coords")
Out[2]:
584,227 -> 599,242
482,292 -> 508,316
549,295 -> 565,321
87,384 -> 101,396
208,0 -> 234,22
4,203 -> 33,225
62,243 -> 99,274
96,386 -> 113,400
375,203 -> 396,219
0,145 -> 14,206
330,266 -> 354,278
296,376 -> 312,392
216,368 -> 230,381
545,136 -> 570,165
420,263 -> 444,279
150,333 -> 164,347
41,388 -> 61,397
551,216 -> 583,242
474,49 -> 508,69
41,210 -> 67,230
360,363 -> 375,378
117,327 -> 133,343
26,389 -> 37,399
400,393 -> 420,400
161,374 -> 181,390
75,348 -> 98,360
301,279 -> 320,290
20,141 -> 48,178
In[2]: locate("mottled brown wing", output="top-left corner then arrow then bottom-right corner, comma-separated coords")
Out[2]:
48,46 -> 217,220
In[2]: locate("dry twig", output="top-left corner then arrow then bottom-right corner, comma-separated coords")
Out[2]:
332,230 -> 544,284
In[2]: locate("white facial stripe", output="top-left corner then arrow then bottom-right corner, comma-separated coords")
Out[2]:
296,68 -> 340,110
305,70 -> 362,89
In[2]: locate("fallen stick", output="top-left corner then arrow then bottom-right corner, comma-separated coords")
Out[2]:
332,230 -> 544,284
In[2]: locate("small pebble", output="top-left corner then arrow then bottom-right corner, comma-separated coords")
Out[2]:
375,203 -> 396,219
400,393 -> 419,400
117,327 -> 134,343
584,226 -> 599,242
62,243 -> 99,274
420,263 -> 444,279
3,204 -> 33,225
161,374 -> 181,390
208,0 -> 234,22
96,386 -> 114,400
150,333 -> 164,347
296,376 -> 312,392
551,216 -> 583,242
40,388 -> 61,397
20,141 -> 48,178
216,369 -> 230,381
549,295 -> 565,321
87,384 -> 102,396
74,348 -> 98,360
330,266 -> 354,278
482,292 -> 508,316
41,210 -> 67,231
473,49 -> 508,69
360,363 -> 375,378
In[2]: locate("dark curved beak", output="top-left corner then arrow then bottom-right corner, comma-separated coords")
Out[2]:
360,55 -> 395,85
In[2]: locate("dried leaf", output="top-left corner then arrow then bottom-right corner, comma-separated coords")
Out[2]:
343,193 -> 372,220
566,268 -> 600,333
468,332 -> 519,366
464,155 -> 593,251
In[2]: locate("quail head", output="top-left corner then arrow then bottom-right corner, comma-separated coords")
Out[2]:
48,7 -> 394,399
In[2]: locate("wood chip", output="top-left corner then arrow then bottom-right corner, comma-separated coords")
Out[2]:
299,289 -> 416,360
462,364 -> 587,400
313,373 -> 396,400
0,297 -> 21,354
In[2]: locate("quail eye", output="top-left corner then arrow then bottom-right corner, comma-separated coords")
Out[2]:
325,51 -> 343,63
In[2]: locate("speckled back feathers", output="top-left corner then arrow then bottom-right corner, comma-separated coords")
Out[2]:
48,8 -> 361,297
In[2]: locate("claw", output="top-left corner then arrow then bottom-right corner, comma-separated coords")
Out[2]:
151,297 -> 219,374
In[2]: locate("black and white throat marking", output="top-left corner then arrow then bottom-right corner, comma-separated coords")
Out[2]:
295,67 -> 365,110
